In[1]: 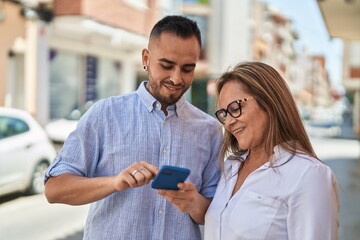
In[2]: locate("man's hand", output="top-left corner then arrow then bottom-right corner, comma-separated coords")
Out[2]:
114,161 -> 159,191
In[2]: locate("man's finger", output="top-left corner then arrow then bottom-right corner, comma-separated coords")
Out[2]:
139,161 -> 159,175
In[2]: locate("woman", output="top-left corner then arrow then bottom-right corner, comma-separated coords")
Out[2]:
204,62 -> 339,240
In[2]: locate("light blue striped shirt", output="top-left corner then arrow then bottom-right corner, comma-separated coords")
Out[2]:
45,81 -> 223,240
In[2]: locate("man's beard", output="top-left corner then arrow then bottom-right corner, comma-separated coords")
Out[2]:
147,80 -> 189,106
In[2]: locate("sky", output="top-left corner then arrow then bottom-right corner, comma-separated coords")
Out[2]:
261,0 -> 344,89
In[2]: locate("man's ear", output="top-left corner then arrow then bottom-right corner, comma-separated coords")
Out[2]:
142,48 -> 149,65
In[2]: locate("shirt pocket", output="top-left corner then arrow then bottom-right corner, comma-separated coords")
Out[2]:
228,190 -> 281,239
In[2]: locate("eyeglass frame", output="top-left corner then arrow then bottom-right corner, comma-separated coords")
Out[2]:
215,96 -> 255,124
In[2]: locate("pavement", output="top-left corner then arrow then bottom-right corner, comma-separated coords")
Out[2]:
322,118 -> 360,240
307,115 -> 360,240
326,157 -> 360,240
56,231 -> 83,240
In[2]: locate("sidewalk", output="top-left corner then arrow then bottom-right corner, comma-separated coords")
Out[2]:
326,156 -> 360,240
56,231 -> 83,240
313,118 -> 360,240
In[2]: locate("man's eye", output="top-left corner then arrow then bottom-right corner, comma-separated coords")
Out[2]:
161,65 -> 172,70
182,67 -> 195,73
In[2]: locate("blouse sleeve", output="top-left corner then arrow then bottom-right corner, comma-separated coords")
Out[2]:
287,164 -> 339,240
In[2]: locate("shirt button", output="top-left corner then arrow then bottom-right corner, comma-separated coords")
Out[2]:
158,209 -> 163,215
156,103 -> 161,108
162,148 -> 168,155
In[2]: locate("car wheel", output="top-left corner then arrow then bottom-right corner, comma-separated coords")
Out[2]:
27,161 -> 50,195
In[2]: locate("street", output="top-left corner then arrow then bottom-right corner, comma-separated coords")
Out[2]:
0,135 -> 359,240
326,157 -> 360,240
0,194 -> 89,240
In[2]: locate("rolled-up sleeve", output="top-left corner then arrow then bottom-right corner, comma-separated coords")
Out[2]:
44,102 -> 103,183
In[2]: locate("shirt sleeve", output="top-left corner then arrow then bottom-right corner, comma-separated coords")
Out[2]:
287,164 -> 339,240
44,101 -> 103,182
198,123 -> 223,198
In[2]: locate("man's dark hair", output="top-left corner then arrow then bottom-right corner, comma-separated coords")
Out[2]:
150,15 -> 202,48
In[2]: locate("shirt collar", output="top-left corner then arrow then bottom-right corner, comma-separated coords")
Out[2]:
136,81 -> 186,117
223,151 -> 248,174
269,145 -> 294,167
224,145 -> 293,171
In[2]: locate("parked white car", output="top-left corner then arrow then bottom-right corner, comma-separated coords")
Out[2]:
45,102 -> 94,143
45,109 -> 80,143
0,107 -> 57,197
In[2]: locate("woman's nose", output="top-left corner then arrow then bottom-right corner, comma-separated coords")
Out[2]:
225,113 -> 237,126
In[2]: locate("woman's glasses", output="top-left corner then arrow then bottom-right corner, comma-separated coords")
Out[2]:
215,97 -> 255,124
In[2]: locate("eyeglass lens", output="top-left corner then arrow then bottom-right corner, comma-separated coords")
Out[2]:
216,100 -> 242,124
215,97 -> 254,124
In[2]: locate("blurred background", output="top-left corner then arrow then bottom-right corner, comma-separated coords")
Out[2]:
0,0 -> 359,239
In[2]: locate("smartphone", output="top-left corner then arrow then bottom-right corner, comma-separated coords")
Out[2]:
151,165 -> 190,190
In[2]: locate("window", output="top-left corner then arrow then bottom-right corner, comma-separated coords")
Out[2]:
49,49 -> 122,120
0,117 -> 29,139
185,15 -> 208,60
49,49 -> 80,119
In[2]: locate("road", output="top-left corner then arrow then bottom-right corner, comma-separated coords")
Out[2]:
0,136 -> 359,240
312,136 -> 360,240
0,194 -> 89,240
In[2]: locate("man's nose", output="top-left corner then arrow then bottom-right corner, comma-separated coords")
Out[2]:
170,68 -> 182,84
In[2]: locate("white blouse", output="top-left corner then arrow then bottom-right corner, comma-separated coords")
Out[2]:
204,147 -> 339,240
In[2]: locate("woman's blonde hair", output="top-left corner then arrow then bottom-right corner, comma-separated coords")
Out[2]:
216,61 -> 317,167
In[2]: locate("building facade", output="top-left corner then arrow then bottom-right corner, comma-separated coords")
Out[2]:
1,0 -> 338,129
317,0 -> 360,135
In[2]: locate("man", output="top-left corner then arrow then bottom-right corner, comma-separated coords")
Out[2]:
44,15 -> 222,240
